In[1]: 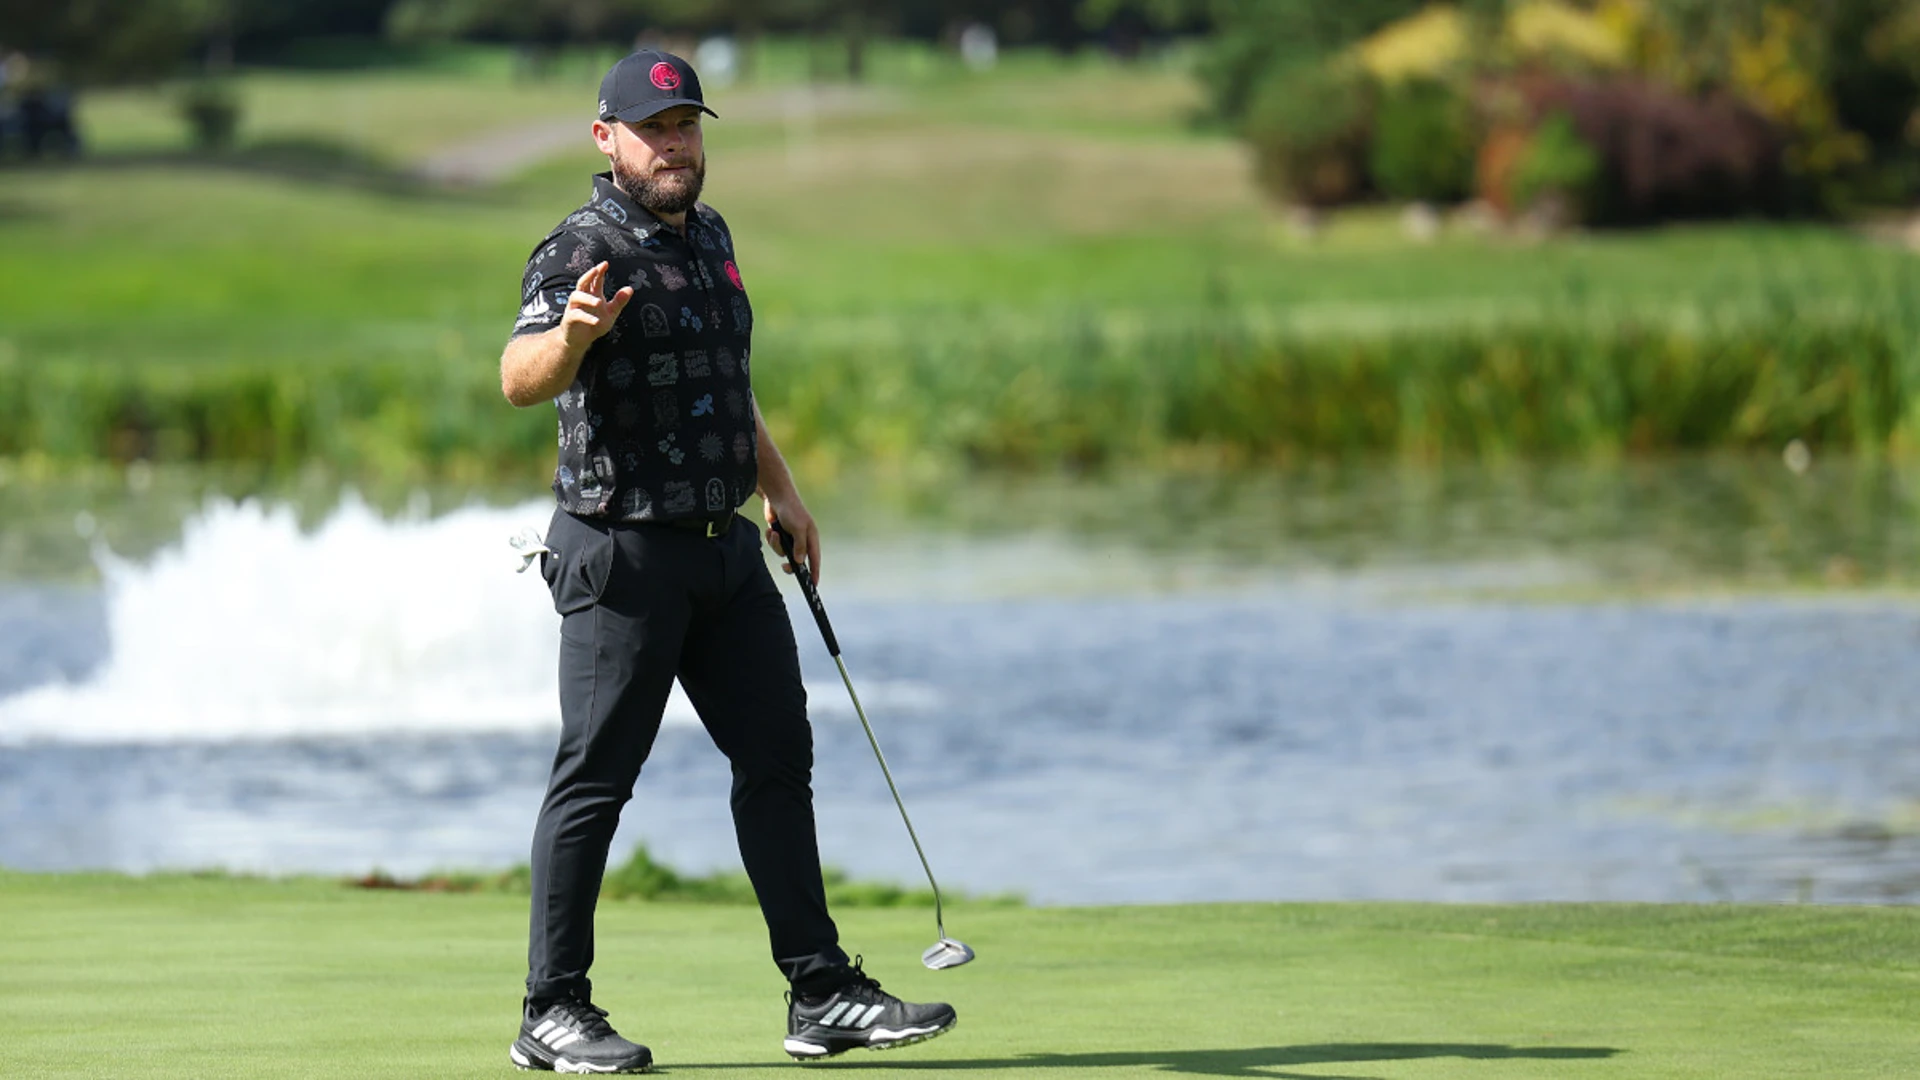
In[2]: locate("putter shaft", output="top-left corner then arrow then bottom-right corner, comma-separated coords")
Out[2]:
773,524 -> 955,925
772,519 -> 969,966
831,653 -> 951,940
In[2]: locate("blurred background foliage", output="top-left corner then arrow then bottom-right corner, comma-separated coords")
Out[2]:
1202,0 -> 1920,222
5,1 -> 1920,477
10,0 -> 1920,219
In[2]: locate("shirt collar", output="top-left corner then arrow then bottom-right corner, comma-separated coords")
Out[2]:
591,172 -> 704,242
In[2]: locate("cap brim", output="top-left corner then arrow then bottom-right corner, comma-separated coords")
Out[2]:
606,100 -> 719,122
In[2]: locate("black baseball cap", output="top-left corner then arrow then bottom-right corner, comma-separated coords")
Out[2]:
598,50 -> 718,123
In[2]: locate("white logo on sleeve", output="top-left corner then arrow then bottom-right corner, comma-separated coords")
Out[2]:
515,289 -> 557,329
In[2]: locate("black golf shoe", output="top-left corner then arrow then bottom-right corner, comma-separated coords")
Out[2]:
510,997 -> 653,1074
783,959 -> 956,1060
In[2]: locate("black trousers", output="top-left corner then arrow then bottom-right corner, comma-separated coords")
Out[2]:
526,508 -> 849,1004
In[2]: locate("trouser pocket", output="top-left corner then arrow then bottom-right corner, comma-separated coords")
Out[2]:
541,508 -> 616,616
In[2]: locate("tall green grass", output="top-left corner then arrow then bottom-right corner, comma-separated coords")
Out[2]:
3,304 -> 1911,474
773,305 -> 1914,467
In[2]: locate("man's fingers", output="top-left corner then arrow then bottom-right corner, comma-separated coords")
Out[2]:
577,262 -> 607,299
765,516 -> 819,583
566,283 -> 620,316
770,525 -> 795,569
795,523 -> 820,586
770,523 -> 801,575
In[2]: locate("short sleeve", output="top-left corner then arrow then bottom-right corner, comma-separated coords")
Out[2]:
510,232 -> 602,339
702,206 -> 737,258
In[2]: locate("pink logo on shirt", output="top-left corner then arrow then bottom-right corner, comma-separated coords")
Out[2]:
724,261 -> 743,290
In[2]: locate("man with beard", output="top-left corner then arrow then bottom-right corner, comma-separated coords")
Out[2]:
498,51 -> 957,1074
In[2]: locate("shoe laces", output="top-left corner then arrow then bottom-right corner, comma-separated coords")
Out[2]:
794,945 -> 890,1006
552,999 -> 615,1040
838,956 -> 886,1000
795,955 -> 886,1008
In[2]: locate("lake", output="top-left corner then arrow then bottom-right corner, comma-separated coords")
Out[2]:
2,457 -> 1917,904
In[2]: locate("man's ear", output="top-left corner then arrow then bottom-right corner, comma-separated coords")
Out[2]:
591,119 -> 617,155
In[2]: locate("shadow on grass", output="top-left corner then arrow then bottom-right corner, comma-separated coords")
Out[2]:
665,1042 -> 1623,1077
0,140 -> 492,202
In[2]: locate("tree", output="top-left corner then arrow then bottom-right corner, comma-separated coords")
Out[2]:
1201,0 -> 1427,127
384,0 -> 666,50
642,0 -> 817,80
0,0 -> 218,84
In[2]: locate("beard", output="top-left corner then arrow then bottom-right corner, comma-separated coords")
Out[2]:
612,150 -> 706,217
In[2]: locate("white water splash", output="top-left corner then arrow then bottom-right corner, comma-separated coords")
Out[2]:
0,495 -> 938,746
0,496 -> 571,743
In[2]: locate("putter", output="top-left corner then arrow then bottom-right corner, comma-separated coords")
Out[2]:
772,520 -> 975,971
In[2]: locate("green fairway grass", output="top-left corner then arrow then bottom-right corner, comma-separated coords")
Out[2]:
2,872 -> 1915,1078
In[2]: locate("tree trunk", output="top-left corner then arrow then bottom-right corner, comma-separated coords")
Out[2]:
206,0 -> 236,74
737,17 -> 760,83
845,9 -> 867,82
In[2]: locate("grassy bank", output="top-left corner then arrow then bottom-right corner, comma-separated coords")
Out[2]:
8,455 -> 1920,594
5,55 -> 1920,473
2,299 -> 1908,473
3,872 -> 1917,1078
363,842 -> 1010,911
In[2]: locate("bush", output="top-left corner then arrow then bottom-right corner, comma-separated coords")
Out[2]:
1512,110 -> 1601,216
601,845 -> 758,904
1528,77 -> 1790,225
1243,60 -> 1374,207
1203,0 -> 1427,127
177,81 -> 242,152
597,845 -> 990,908
1370,77 -> 1478,203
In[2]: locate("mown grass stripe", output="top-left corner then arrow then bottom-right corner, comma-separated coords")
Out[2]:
1,873 -> 1915,1078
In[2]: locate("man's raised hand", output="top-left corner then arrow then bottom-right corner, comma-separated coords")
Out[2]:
561,262 -> 633,349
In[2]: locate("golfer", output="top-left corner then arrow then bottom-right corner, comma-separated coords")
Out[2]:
498,50 -> 955,1073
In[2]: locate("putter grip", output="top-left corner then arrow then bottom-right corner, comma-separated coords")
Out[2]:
772,520 -> 841,658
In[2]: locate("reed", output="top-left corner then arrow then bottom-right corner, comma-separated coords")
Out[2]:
772,307 -> 1911,467
2,301 -> 1911,475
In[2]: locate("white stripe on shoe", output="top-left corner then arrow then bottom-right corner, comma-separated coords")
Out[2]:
552,1058 -> 631,1074
819,1002 -> 852,1026
855,1004 -> 886,1029
532,1019 -> 560,1039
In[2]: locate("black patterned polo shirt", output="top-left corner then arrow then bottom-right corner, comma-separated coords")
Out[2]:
511,172 -> 757,523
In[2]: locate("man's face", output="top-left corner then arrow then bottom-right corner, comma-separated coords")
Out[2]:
596,105 -> 706,217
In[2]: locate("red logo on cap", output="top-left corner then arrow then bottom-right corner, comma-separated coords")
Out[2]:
724,261 -> 743,290
650,62 -> 681,91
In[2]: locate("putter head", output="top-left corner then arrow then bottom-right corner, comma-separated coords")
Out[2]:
922,937 -> 975,970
